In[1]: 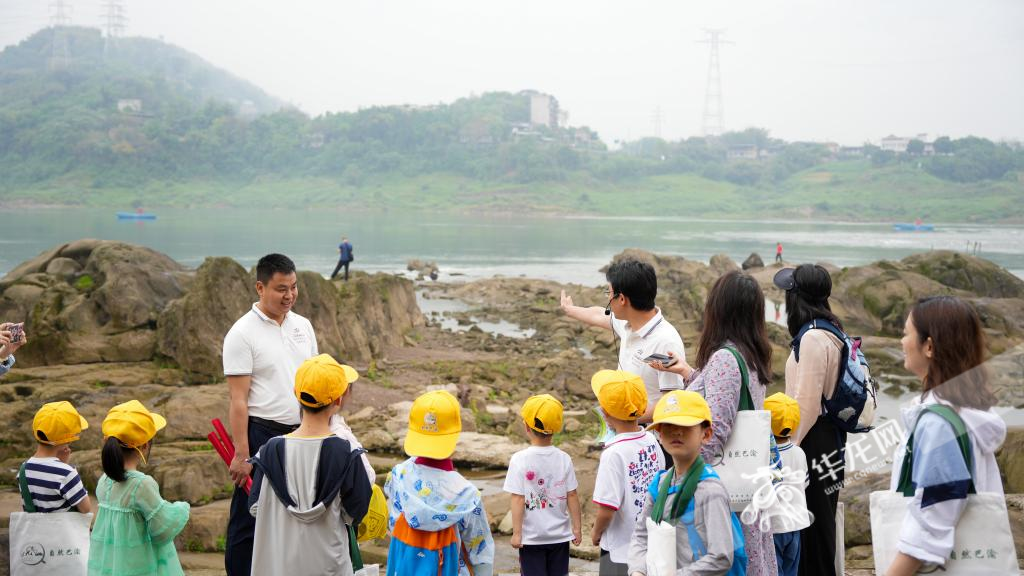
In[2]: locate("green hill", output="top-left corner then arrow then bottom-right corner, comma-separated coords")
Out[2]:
1,27 -> 1022,222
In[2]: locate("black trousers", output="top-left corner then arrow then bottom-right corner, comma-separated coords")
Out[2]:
598,549 -> 628,576
799,415 -> 846,576
331,259 -> 351,280
224,417 -> 298,576
519,541 -> 570,576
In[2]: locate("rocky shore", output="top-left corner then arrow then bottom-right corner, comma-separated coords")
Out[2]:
1,240 -> 1023,574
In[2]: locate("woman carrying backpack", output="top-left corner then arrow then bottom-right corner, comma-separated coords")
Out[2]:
773,264 -> 847,576
651,270 -> 778,576
883,296 -> 1007,575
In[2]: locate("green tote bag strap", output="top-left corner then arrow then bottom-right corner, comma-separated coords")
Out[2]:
724,346 -> 754,411
18,463 -> 37,513
897,404 -> 976,497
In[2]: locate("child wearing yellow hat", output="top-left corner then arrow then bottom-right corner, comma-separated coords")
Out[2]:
764,392 -> 810,576
589,369 -> 665,574
384,389 -> 495,576
627,390 -> 747,575
503,394 -> 582,576
88,400 -> 190,576
248,354 -> 373,576
19,401 -> 92,514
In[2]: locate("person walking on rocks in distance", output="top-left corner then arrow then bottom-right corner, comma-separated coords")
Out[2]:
331,235 -> 354,281
559,258 -> 686,427
774,264 -> 847,576
222,253 -> 319,576
883,297 -> 1008,576
775,242 -> 783,263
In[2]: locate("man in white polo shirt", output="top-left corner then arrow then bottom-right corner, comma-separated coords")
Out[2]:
559,258 -> 686,423
222,253 -> 318,576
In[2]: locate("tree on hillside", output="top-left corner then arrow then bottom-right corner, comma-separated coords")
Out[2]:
907,139 -> 926,155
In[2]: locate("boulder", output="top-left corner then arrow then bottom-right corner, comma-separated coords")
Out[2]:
903,251 -> 1024,298
157,257 -> 253,381
742,252 -> 764,270
709,254 -> 740,276
45,257 -> 82,278
176,500 -> 231,552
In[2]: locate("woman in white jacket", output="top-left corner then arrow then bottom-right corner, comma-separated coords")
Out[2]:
885,296 -> 1007,576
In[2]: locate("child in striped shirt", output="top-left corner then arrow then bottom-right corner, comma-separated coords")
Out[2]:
20,401 -> 92,513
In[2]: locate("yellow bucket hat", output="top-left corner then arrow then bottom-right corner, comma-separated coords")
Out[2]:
591,369 -> 647,421
520,394 -> 564,435
404,390 -> 461,459
102,400 -> 166,449
294,354 -> 359,408
32,401 -> 89,445
764,392 -> 801,437
647,390 -> 712,431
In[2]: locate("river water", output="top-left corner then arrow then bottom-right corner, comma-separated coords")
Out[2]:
2,208 -> 1022,282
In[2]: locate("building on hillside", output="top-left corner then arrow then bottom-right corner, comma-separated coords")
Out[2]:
880,135 -> 910,153
528,92 -> 559,128
117,99 -> 142,114
727,145 -> 760,160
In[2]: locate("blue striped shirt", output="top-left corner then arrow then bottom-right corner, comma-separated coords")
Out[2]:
22,457 -> 88,512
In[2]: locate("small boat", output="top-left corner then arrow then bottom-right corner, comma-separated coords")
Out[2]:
116,212 -> 157,220
893,220 -> 933,232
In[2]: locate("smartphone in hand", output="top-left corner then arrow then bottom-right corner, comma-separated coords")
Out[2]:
643,353 -> 677,367
8,323 -> 24,343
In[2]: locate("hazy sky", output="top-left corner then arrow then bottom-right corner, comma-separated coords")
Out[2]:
2,0 -> 1022,145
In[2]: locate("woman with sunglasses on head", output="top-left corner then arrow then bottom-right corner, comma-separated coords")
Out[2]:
883,296 -> 1007,576
773,264 -> 848,576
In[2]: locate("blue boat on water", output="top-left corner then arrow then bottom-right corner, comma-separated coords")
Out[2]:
893,221 -> 934,232
116,212 -> 157,220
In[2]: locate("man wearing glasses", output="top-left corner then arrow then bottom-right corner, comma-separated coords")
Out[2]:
559,258 -> 686,424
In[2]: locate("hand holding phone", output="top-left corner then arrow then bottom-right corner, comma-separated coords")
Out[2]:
643,352 -> 678,367
9,323 -> 24,344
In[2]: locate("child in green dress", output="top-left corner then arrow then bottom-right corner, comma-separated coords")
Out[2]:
88,400 -> 190,576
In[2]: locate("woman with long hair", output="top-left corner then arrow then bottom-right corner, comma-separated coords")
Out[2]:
651,270 -> 778,576
774,263 -> 847,576
884,296 -> 1007,575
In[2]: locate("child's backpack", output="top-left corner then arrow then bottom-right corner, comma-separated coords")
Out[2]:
387,514 -> 473,576
792,319 -> 877,433
649,462 -> 747,576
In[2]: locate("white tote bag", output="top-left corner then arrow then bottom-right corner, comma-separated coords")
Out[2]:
714,410 -> 772,511
645,517 -> 677,576
710,347 -> 772,511
870,491 -> 1019,575
9,511 -> 92,576
870,404 -> 1020,575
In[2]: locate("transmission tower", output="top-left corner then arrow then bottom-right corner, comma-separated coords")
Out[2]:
48,0 -> 72,70
102,0 -> 127,55
698,28 -> 733,137
651,106 -> 663,139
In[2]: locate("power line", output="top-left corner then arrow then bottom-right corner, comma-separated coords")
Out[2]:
697,28 -> 733,137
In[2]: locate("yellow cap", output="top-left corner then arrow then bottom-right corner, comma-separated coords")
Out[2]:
358,484 -> 389,542
295,354 -> 359,408
101,400 -> 166,448
591,370 -> 647,421
647,390 -> 712,430
764,392 -> 801,437
520,394 -> 564,435
404,390 -> 462,459
32,401 -> 89,445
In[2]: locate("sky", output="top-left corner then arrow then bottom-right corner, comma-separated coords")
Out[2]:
1,0 -> 1022,146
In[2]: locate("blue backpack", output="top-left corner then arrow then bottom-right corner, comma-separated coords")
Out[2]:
792,319 -> 876,433
648,464 -> 747,575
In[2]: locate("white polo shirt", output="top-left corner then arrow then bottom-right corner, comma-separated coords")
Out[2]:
223,303 -> 318,426
610,308 -> 686,412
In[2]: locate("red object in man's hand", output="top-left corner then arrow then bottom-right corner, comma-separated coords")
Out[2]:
209,419 -> 251,494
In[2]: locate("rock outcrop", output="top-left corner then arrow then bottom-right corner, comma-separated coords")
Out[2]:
1,241 -> 424,381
